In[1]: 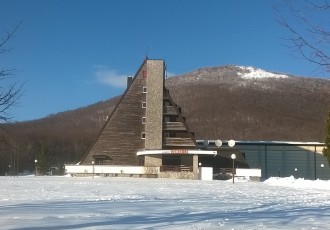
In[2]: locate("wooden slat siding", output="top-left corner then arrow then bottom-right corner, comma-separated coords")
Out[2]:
164,137 -> 195,146
163,122 -> 185,130
163,88 -> 198,149
81,58 -> 197,167
81,60 -> 148,165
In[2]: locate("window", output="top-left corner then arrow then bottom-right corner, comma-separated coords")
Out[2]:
142,117 -> 146,124
141,132 -> 146,139
143,86 -> 147,93
142,102 -> 147,108
143,70 -> 147,78
164,133 -> 170,138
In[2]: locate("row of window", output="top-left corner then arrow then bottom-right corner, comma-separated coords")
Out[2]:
141,85 -> 146,139
141,84 -> 168,140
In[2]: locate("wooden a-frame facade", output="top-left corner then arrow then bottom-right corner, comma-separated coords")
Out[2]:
81,59 -> 213,172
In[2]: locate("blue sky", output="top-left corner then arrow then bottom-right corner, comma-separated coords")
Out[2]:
0,0 -> 327,121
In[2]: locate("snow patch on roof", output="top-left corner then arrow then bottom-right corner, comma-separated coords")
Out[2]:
237,66 -> 289,79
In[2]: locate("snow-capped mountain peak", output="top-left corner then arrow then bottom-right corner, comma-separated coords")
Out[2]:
236,66 -> 289,79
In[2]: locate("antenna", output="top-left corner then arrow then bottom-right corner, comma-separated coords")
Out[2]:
145,45 -> 149,59
165,64 -> 167,78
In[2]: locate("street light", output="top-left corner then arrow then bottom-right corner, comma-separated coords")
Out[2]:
231,153 -> 236,184
34,159 -> 38,177
228,139 -> 236,184
215,140 -> 222,148
92,161 -> 95,179
228,140 -> 235,148
294,168 -> 298,179
321,164 -> 324,179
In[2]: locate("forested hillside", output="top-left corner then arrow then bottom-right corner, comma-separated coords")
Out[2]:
1,65 -> 329,175
166,66 -> 330,141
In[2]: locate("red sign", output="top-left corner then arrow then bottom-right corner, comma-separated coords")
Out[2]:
170,149 -> 188,154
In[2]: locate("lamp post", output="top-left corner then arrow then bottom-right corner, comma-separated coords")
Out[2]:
8,165 -> 11,177
34,159 -> 38,177
92,161 -> 95,179
231,153 -> 236,184
294,168 -> 298,179
228,139 -> 236,184
321,164 -> 324,179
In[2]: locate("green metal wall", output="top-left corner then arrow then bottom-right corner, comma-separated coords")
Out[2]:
236,144 -> 330,180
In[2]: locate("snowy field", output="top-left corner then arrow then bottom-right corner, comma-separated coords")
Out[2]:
1,176 -> 330,230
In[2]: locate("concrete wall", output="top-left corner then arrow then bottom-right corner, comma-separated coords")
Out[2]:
144,60 -> 164,167
65,165 -> 199,180
65,165 -> 159,175
145,60 -> 164,150
144,155 -> 162,167
158,171 -> 195,179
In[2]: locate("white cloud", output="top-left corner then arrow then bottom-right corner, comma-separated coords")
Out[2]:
92,66 -> 176,87
166,71 -> 176,77
93,66 -> 128,88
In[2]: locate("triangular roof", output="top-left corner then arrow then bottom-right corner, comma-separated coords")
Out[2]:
81,59 -> 197,165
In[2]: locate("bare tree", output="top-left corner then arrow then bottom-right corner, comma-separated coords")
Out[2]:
274,0 -> 330,75
323,111 -> 330,165
275,1 -> 330,165
0,22 -> 23,122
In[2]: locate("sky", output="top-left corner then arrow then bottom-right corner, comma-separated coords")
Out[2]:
1,176 -> 330,229
1,0 -> 328,121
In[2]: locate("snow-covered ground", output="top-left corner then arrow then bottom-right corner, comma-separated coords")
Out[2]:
1,176 -> 330,230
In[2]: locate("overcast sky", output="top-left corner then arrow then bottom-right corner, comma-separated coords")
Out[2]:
1,0 -> 327,121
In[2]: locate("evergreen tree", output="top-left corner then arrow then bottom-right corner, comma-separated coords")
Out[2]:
323,111 -> 330,166
37,144 -> 51,175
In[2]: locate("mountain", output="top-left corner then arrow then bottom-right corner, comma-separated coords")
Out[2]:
1,65 -> 329,174
165,65 -> 330,141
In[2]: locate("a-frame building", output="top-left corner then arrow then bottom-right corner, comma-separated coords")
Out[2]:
81,59 -> 215,177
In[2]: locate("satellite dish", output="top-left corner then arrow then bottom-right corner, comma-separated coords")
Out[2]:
215,140 -> 222,147
228,139 -> 236,147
